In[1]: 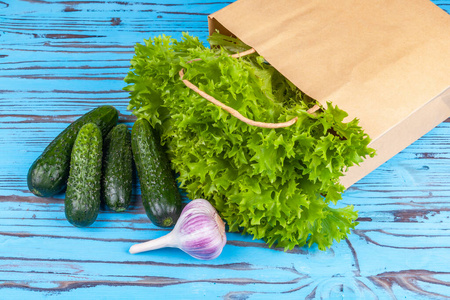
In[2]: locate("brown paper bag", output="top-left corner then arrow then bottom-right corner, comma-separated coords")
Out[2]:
208,0 -> 450,188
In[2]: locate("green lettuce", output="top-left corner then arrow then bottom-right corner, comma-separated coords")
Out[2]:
124,33 -> 375,250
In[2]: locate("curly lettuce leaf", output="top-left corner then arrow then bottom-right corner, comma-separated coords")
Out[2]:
124,32 -> 375,251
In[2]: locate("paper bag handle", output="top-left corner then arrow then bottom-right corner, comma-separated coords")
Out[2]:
179,48 -> 320,129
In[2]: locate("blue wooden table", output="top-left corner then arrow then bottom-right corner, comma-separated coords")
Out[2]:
1,1 -> 450,299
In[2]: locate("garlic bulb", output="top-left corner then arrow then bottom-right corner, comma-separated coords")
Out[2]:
129,199 -> 227,260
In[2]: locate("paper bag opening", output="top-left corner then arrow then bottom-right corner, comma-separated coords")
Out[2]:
208,0 -> 450,188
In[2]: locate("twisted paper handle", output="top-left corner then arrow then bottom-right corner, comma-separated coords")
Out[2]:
179,48 -> 320,128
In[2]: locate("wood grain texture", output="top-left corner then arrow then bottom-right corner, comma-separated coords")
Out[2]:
1,0 -> 450,299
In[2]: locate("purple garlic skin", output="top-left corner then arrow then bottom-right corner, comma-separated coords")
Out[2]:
175,199 -> 227,260
129,199 -> 227,260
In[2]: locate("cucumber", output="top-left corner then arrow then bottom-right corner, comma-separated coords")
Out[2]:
65,123 -> 103,227
131,118 -> 182,228
27,105 -> 118,197
102,124 -> 133,212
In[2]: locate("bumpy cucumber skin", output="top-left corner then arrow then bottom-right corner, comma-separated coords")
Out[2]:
131,118 -> 182,228
65,123 -> 103,227
102,124 -> 133,212
27,105 -> 118,197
